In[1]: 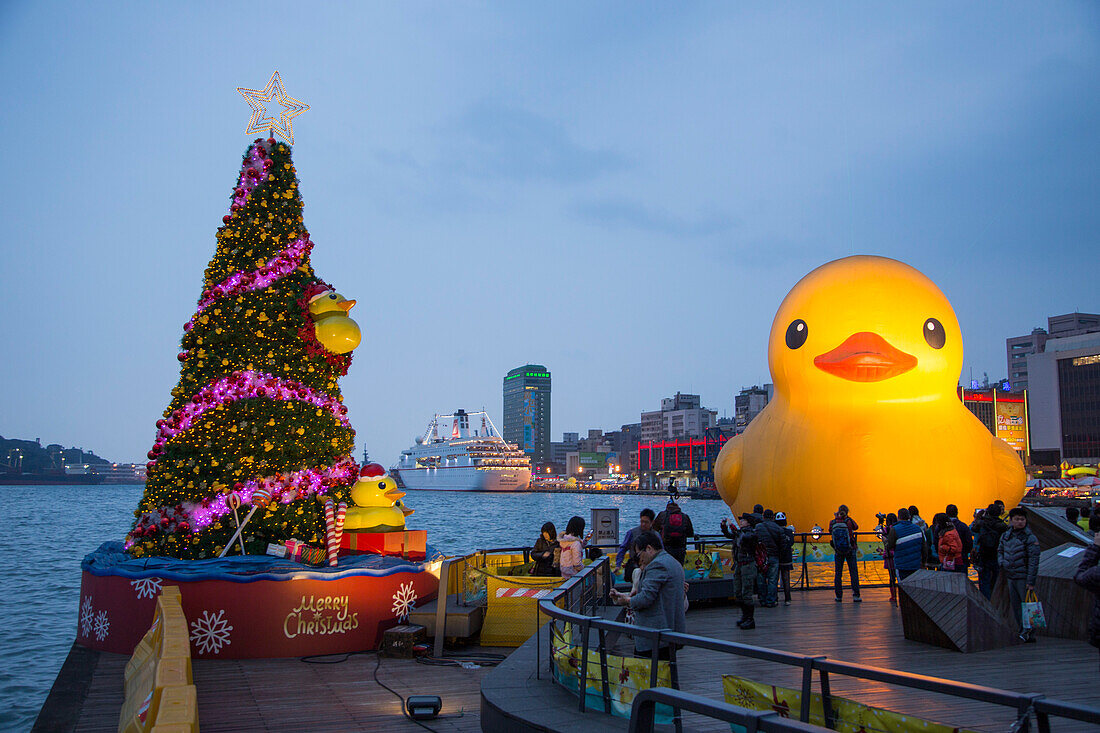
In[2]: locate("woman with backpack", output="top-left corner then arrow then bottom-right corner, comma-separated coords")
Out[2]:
934,512 -> 964,572
829,505 -> 861,603
775,511 -> 796,606
655,500 -> 694,565
881,512 -> 898,605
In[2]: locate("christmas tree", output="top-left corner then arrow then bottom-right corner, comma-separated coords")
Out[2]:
127,136 -> 361,560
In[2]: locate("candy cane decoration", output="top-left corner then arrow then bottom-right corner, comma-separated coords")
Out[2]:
334,501 -> 347,548
324,498 -> 338,566
219,487 -> 271,558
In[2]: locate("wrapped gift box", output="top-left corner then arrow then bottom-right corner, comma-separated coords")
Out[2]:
284,539 -> 327,566
340,530 -> 427,560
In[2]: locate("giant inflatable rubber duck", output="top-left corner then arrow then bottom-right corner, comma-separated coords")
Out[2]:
309,290 -> 361,354
344,463 -> 414,533
715,255 -> 1025,533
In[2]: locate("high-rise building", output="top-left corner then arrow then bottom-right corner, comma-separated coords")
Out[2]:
735,384 -> 773,430
1006,312 -> 1100,392
503,364 -> 551,469
1025,331 -> 1100,463
640,392 -> 717,442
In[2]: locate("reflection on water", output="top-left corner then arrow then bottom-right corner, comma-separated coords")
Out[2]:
0,484 -> 732,732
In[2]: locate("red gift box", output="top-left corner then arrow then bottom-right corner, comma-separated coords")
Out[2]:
339,530 -> 426,560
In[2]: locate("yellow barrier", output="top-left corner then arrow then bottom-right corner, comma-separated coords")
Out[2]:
722,675 -> 978,732
479,572 -> 564,647
118,585 -> 199,733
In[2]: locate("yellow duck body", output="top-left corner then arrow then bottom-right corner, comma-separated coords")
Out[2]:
715,256 -> 1024,533
344,475 -> 414,533
308,291 -> 361,354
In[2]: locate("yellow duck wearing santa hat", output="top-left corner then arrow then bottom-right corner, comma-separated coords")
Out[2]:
344,463 -> 414,533
715,255 -> 1024,533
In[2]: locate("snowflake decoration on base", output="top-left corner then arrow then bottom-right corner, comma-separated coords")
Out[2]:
79,596 -> 94,638
93,610 -> 110,642
190,609 -> 233,655
131,577 -> 163,600
391,582 -> 417,622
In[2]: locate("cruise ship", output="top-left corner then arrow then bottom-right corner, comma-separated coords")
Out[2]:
392,410 -> 532,492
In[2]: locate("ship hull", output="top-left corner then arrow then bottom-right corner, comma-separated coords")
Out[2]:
394,466 -> 531,492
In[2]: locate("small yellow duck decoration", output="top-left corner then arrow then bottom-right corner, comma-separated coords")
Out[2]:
344,463 -> 414,533
308,290 -> 361,354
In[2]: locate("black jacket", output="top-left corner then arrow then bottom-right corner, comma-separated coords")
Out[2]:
777,525 -> 795,566
531,536 -> 559,576
721,523 -> 759,565
755,519 -> 784,558
973,515 -> 1007,565
1074,544 -> 1100,649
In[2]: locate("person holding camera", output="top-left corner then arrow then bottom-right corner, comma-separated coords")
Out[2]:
722,514 -> 762,629
559,515 -> 592,579
829,505 -> 861,602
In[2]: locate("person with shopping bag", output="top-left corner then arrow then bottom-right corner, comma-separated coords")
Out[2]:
998,507 -> 1041,643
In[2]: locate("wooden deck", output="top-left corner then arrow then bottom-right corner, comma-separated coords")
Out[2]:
60,645 -> 508,733
667,587 -> 1100,732
46,586 -> 1100,732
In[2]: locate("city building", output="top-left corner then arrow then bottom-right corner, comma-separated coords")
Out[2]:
640,392 -> 717,443
502,364 -> 551,469
1026,331 -> 1100,463
1006,312 -> 1100,392
549,431 -> 579,474
958,387 -> 1029,464
636,430 -> 731,490
735,384 -> 774,430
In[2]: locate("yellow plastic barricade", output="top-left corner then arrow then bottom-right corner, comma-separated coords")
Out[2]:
118,585 -> 199,733
722,675 -> 978,733
479,572 -> 563,647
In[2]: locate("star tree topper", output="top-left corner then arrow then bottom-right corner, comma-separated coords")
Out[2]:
237,71 -> 309,144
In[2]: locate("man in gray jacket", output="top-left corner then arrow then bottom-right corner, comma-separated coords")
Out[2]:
610,530 -> 686,658
998,507 -> 1041,643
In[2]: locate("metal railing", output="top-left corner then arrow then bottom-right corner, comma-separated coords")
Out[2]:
690,530 -> 910,590
537,570 -> 1100,732
629,688 -> 827,733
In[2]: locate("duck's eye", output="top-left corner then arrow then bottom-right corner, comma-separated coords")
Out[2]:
377,481 -> 387,490
923,318 -> 945,349
328,294 -> 338,300
785,319 -> 808,349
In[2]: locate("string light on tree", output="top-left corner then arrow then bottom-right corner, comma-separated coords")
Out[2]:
236,71 -> 310,144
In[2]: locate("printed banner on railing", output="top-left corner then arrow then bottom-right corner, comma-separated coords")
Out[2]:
551,624 -> 673,723
722,675 -> 978,733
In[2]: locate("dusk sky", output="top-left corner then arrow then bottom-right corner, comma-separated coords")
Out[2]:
1,3 -> 1098,465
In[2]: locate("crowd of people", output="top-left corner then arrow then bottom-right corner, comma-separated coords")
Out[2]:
533,498 -> 1100,661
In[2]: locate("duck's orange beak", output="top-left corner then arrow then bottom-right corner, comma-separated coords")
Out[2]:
813,332 -> 916,382
400,505 -> 415,517
339,299 -> 356,313
384,487 -> 405,501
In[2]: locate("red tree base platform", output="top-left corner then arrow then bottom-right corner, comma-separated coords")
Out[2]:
77,542 -> 439,659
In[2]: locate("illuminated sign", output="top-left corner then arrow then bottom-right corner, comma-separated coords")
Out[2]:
505,371 -> 551,381
995,399 -> 1028,456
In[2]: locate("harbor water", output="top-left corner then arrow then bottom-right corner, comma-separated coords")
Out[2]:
0,483 -> 732,732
